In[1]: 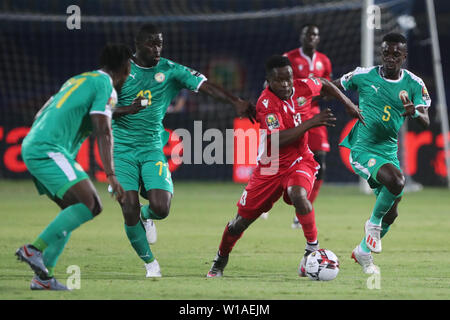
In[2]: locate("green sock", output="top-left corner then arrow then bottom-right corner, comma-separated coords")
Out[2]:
124,222 -> 154,263
141,205 -> 164,220
43,232 -> 72,277
33,203 -> 93,251
359,237 -> 371,253
369,186 -> 398,226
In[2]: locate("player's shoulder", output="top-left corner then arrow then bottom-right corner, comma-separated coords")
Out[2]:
294,77 -> 321,91
403,69 -> 427,87
256,88 -> 280,112
315,50 -> 331,62
283,48 -> 299,58
342,65 -> 377,81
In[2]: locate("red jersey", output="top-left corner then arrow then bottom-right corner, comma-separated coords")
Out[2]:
256,78 -> 322,171
283,47 -> 332,119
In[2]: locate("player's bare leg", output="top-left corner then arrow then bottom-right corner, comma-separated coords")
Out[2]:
287,185 -> 319,276
207,214 -> 256,278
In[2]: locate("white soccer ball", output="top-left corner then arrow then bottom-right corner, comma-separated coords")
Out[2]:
305,249 -> 340,281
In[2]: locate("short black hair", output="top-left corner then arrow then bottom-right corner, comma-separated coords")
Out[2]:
135,23 -> 162,43
265,55 -> 291,75
382,33 -> 407,44
300,23 -> 320,33
99,43 -> 132,72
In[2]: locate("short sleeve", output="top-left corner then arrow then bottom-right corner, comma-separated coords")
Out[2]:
90,76 -> 116,118
340,67 -> 360,91
301,77 -> 323,97
256,97 -> 285,133
411,78 -> 431,109
173,63 -> 207,93
322,56 -> 332,80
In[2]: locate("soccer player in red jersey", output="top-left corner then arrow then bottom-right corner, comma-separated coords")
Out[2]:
284,24 -> 332,228
206,55 -> 363,278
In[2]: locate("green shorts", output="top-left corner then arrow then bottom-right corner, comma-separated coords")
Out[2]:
23,149 -> 89,200
114,146 -> 173,196
349,149 -> 401,190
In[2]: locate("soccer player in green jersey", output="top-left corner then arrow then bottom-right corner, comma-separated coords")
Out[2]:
111,24 -> 256,278
336,33 -> 431,274
15,44 -> 131,290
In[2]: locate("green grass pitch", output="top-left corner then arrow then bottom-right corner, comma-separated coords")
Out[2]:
0,180 -> 449,300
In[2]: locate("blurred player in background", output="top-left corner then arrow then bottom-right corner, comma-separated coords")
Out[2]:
16,44 -> 130,290
336,33 -> 430,274
111,23 -> 256,278
207,55 -> 363,278
284,24 -> 333,229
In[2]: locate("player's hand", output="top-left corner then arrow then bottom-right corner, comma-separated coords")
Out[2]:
400,95 -> 415,117
345,102 -> 366,126
127,97 -> 148,115
107,174 -> 125,203
309,108 -> 336,128
235,98 -> 257,124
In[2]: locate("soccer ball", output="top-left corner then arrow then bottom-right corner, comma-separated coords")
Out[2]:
304,249 -> 340,281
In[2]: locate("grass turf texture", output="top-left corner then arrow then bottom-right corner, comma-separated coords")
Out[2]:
0,180 -> 449,300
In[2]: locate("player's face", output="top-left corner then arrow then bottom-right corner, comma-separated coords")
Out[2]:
300,26 -> 320,50
380,41 -> 407,77
267,65 -> 294,101
136,33 -> 163,67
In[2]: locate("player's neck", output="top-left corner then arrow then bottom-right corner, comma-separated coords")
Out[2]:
301,47 -> 315,59
380,66 -> 402,80
133,54 -> 158,68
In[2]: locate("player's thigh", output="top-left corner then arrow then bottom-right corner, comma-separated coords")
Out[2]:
62,178 -> 103,216
283,162 -> 317,213
24,151 -> 90,203
376,163 -> 405,195
308,126 -> 330,153
146,189 -> 173,219
114,155 -> 140,192
349,150 -> 400,189
236,172 -> 283,220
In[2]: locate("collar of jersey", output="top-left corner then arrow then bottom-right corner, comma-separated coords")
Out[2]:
131,56 -> 161,70
299,47 -> 316,71
378,66 -> 404,83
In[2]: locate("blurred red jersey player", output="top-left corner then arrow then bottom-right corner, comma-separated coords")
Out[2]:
284,23 -> 332,228
206,55 -> 363,278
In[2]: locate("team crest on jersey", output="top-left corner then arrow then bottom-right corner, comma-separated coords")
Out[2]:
368,158 -> 376,167
107,97 -> 116,108
155,72 -> 165,83
316,61 -> 323,70
265,113 -> 280,130
297,96 -> 307,106
399,90 -> 409,101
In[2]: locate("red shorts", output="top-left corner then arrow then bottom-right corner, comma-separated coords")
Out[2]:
237,158 -> 319,220
308,126 -> 330,152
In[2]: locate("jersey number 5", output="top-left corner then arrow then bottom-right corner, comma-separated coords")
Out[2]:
137,90 -> 152,106
382,105 -> 391,122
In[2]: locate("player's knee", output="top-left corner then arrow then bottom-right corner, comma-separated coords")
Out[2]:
121,200 -> 140,225
150,201 -> 170,220
228,216 -> 250,235
387,174 -> 405,196
87,195 -> 103,217
288,187 -> 311,215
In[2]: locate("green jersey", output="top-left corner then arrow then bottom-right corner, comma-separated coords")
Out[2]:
339,66 -> 431,158
113,57 -> 207,150
23,70 -> 116,159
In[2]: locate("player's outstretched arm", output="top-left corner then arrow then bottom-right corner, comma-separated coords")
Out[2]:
199,81 -> 256,123
273,108 -> 336,148
319,78 -> 365,125
112,97 -> 147,119
400,96 -> 430,128
91,114 -> 125,203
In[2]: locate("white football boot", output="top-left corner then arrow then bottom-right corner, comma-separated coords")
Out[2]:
365,220 -> 382,253
145,259 -> 162,278
291,216 -> 302,229
142,218 -> 157,244
259,212 -> 269,220
351,246 -> 380,274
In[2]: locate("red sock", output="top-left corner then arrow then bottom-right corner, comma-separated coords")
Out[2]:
296,208 -> 318,243
218,224 -> 243,257
308,179 -> 323,204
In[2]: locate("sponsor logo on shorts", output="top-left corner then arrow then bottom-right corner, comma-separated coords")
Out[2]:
74,163 -> 84,172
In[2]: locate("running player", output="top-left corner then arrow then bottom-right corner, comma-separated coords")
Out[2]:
336,33 -> 431,274
15,44 -> 130,290
206,55 -> 363,278
111,24 -> 256,278
284,24 -> 332,228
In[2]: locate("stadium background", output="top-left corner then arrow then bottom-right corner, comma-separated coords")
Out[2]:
0,0 -> 449,187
